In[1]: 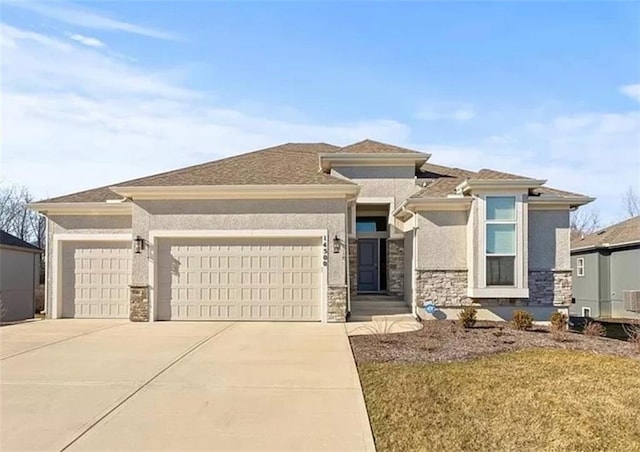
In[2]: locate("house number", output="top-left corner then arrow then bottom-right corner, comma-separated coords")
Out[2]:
322,236 -> 328,267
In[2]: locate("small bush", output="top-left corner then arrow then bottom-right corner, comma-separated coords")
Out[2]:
457,307 -> 477,328
550,312 -> 568,330
584,322 -> 606,337
622,322 -> 640,353
511,310 -> 533,330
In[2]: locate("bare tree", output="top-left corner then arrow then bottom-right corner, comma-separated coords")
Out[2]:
570,207 -> 601,240
622,186 -> 640,218
0,184 -> 45,245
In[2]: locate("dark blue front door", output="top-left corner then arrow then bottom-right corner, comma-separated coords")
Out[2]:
358,239 -> 378,292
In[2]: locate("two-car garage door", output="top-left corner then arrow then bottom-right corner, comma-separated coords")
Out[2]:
156,237 -> 322,321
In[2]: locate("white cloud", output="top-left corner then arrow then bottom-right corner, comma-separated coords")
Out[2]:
5,1 -> 181,41
416,103 -> 476,121
0,23 -> 409,201
419,109 -> 640,224
67,33 -> 106,48
620,84 -> 640,102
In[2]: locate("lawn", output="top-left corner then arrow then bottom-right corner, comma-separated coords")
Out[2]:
358,349 -> 640,452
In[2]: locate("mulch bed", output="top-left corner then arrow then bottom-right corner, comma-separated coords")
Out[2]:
350,320 -> 640,364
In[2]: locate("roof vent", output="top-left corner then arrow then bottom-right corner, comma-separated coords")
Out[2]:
596,230 -> 606,235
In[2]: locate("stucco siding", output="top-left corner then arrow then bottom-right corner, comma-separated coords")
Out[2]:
0,248 -> 39,322
133,199 -> 347,287
48,215 -> 132,233
416,211 -> 468,270
404,231 -> 414,306
331,166 -> 419,205
528,210 -> 571,270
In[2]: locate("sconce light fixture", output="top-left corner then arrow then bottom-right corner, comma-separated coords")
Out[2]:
133,235 -> 145,254
332,235 -> 341,254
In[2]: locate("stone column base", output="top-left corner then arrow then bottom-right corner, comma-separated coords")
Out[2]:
130,285 -> 149,322
327,286 -> 347,322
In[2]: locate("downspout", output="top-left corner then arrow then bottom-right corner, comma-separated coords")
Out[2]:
43,217 -> 49,317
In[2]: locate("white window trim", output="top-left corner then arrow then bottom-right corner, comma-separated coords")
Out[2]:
485,196 -> 517,287
470,193 -> 528,298
576,257 -> 585,277
482,194 -> 522,289
582,307 -> 591,317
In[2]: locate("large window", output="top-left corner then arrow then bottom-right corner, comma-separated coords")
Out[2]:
486,196 -> 516,286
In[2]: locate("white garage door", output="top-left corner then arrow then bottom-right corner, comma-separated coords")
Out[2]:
156,237 -> 322,321
61,241 -> 131,318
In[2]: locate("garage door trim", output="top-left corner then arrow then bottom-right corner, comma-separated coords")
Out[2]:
51,234 -> 132,319
148,230 -> 329,322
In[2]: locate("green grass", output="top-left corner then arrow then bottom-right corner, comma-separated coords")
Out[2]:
359,349 -> 640,452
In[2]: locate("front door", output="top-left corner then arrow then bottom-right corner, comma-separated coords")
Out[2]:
358,239 -> 378,292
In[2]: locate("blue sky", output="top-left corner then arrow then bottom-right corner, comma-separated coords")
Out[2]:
1,1 -> 639,223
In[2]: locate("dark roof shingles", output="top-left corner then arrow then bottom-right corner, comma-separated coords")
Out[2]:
572,216 -> 640,250
0,230 -> 41,251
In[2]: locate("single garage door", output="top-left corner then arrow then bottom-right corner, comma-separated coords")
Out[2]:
156,237 -> 322,321
61,241 -> 131,318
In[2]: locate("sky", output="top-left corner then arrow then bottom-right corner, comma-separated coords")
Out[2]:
1,1 -> 639,224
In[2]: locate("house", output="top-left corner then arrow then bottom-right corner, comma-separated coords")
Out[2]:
0,230 -> 42,322
570,216 -> 640,320
30,140 -> 593,323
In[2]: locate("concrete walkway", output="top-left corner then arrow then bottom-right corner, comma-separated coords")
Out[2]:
0,320 -> 375,452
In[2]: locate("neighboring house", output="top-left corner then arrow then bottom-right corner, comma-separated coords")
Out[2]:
0,230 -> 42,322
570,216 -> 640,320
30,140 -> 593,323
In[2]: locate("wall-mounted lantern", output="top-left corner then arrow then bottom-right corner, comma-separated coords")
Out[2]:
133,235 -> 145,254
332,235 -> 341,254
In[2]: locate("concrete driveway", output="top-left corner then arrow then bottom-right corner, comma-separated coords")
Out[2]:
0,320 -> 375,452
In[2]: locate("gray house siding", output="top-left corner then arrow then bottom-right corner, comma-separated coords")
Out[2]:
571,245 -> 640,320
0,247 -> 40,322
610,247 -> 640,319
570,252 -> 600,317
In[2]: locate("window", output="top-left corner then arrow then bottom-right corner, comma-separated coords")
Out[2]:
356,216 -> 387,233
486,196 -> 516,286
582,307 -> 591,317
576,258 -> 585,277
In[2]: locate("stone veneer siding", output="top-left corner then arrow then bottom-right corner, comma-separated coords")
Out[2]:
129,285 -> 149,322
387,239 -> 404,297
529,270 -> 572,306
327,286 -> 347,322
348,239 -> 358,297
414,269 -> 572,308
415,269 -> 470,307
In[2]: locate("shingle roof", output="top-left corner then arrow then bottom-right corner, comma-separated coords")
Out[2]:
38,143 -> 347,203
337,139 -> 424,154
0,230 -> 41,251
474,169 -> 536,180
412,165 -> 589,202
418,163 -> 476,179
34,139 -> 591,205
572,216 -> 640,250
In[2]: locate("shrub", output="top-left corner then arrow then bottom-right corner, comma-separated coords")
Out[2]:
584,322 -> 606,337
622,322 -> 640,353
550,312 -> 568,331
511,310 -> 533,330
457,307 -> 477,329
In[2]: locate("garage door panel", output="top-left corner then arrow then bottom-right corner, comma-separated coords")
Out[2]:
157,237 -> 322,321
62,241 -> 131,319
